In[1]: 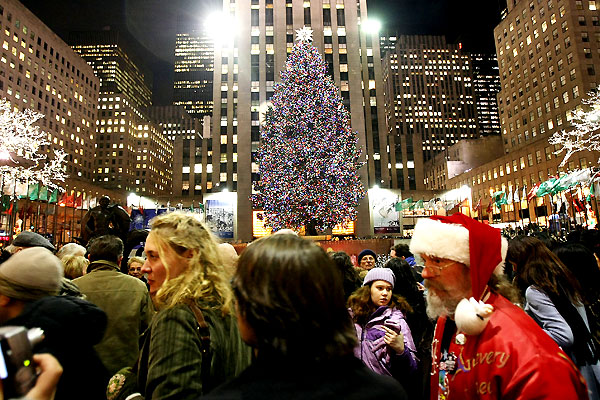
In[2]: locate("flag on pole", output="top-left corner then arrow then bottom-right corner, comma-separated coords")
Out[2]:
74,194 -> 83,208
507,187 -> 513,204
38,186 -> 48,201
513,187 -> 520,203
527,182 -> 541,202
492,191 -> 508,207
412,199 -> 424,210
49,189 -> 59,203
28,183 -> 39,201
395,198 -> 413,211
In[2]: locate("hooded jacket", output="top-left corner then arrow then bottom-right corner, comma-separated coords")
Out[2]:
5,295 -> 110,400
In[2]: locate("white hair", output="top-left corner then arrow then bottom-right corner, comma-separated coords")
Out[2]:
56,243 -> 87,260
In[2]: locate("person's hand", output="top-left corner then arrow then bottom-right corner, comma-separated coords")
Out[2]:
26,354 -> 63,400
383,326 -> 405,354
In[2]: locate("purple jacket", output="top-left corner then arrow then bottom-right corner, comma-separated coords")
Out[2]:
351,306 -> 417,377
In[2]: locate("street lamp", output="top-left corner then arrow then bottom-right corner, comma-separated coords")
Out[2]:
204,11 -> 238,44
361,19 -> 382,34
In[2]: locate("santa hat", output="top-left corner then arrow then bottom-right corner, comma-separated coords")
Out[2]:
410,213 -> 507,335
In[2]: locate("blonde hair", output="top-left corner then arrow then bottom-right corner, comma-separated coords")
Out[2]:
148,211 -> 232,314
62,255 -> 89,279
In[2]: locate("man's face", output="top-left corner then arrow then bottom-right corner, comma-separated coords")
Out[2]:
421,254 -> 471,319
359,254 -> 375,270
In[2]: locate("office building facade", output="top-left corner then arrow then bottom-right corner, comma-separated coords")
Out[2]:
447,0 -> 600,223
471,53 -> 502,136
70,30 -> 152,110
382,35 -> 480,191
148,105 -> 205,202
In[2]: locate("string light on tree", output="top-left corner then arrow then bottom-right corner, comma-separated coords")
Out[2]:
252,28 -> 365,235
549,90 -> 600,167
0,98 -> 67,189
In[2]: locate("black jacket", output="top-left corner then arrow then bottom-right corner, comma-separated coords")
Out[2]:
5,295 -> 110,400
203,354 -> 407,399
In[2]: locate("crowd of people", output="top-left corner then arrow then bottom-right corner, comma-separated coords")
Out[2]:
0,211 -> 598,399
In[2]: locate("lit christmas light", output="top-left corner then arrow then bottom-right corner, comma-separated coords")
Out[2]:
252,36 -> 365,234
549,90 -> 600,167
0,99 -> 67,189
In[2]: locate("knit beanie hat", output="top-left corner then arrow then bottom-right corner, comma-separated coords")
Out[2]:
0,247 -> 63,301
363,268 -> 395,289
12,231 -> 56,252
357,249 -> 376,265
409,213 -> 507,335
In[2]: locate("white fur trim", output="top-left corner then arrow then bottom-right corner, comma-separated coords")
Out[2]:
494,237 -> 508,275
409,219 -> 471,266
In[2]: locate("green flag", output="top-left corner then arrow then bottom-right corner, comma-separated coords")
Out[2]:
536,177 -> 557,197
0,195 -> 10,212
198,203 -> 205,212
28,183 -> 39,201
38,185 -> 48,201
413,199 -> 424,210
395,197 -> 413,211
189,203 -> 194,212
49,188 -> 59,203
492,191 -> 508,207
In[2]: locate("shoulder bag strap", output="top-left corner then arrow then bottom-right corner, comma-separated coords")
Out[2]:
188,303 -> 212,393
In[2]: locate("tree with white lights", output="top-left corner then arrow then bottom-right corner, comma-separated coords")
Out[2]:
252,27 -> 365,235
549,90 -> 600,167
0,99 -> 67,189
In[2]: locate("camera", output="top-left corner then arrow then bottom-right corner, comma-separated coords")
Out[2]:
0,326 -> 44,397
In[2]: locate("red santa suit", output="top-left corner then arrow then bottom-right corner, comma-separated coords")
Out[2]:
430,292 -> 587,399
409,214 -> 588,400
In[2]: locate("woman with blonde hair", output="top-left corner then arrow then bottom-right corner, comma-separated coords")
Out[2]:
135,211 -> 251,399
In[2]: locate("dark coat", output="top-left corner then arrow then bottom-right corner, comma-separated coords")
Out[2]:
137,303 -> 251,400
203,354 -> 408,400
5,295 -> 110,400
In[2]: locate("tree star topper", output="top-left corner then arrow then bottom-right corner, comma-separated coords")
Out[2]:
295,26 -> 313,42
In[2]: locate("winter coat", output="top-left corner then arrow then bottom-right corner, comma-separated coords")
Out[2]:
73,260 -> 154,375
525,286 -> 600,400
5,295 -> 110,400
203,353 -> 408,400
351,306 -> 417,377
137,302 -> 251,400
429,292 -> 588,400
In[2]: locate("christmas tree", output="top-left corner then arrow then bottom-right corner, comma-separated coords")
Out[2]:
252,27 -> 365,235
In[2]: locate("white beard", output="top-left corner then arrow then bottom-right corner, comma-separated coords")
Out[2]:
425,289 -> 462,320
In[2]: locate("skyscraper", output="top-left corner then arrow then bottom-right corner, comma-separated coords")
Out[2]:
471,53 -> 502,136
70,30 -> 152,110
209,0 -> 388,240
70,30 -> 172,196
382,35 -> 480,191
172,1 -> 219,118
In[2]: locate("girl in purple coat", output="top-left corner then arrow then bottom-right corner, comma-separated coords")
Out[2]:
348,268 -> 418,388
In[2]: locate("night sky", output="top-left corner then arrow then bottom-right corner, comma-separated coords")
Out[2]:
19,0 -> 505,105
